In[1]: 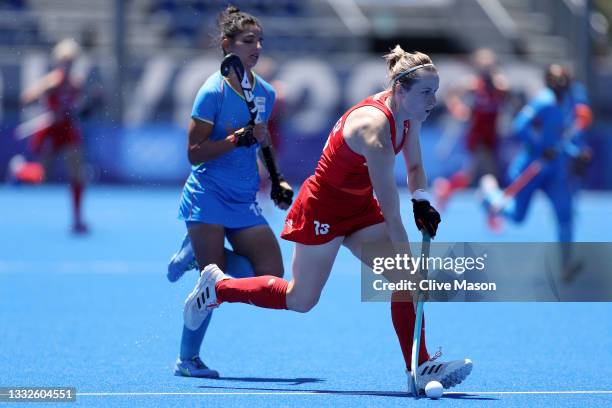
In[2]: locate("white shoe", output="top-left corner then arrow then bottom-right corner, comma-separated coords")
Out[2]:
183,264 -> 230,330
478,174 -> 504,213
408,349 -> 473,394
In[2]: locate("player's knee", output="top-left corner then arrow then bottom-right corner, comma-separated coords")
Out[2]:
287,292 -> 320,313
293,298 -> 318,313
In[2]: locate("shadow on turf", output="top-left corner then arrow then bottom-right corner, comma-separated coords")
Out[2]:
442,393 -> 497,401
215,377 -> 323,386
199,384 -> 496,400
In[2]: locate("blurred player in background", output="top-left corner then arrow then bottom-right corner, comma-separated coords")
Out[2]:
170,5 -> 293,378
480,64 -> 593,279
20,38 -> 88,234
183,45 -> 472,392
562,67 -> 594,193
254,55 -> 288,152
434,48 -> 509,210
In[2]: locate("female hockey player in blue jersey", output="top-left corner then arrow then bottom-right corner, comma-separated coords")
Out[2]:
169,5 -> 292,378
480,64 -> 593,279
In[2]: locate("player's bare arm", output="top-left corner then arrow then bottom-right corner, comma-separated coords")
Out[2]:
402,120 -> 428,193
403,120 -> 441,238
21,71 -> 62,105
256,128 -> 292,210
187,118 -> 262,165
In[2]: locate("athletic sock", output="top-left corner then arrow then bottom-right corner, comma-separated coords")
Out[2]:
177,251 -> 254,361
391,291 -> 429,371
70,182 -> 83,224
180,312 -> 212,361
449,171 -> 471,191
216,276 -> 288,309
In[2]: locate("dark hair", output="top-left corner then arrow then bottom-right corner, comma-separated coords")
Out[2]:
383,45 -> 436,91
216,5 -> 262,55
545,63 -> 571,98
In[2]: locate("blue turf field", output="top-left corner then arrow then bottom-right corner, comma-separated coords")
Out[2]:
1,185 -> 611,407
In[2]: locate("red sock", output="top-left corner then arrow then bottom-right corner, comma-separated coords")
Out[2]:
391,291 -> 429,371
449,171 -> 471,191
216,276 -> 289,309
71,182 -> 84,223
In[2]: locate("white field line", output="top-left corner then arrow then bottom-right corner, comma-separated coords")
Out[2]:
74,390 -> 612,397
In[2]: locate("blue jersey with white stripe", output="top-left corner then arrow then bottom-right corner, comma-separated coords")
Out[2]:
184,70 -> 275,203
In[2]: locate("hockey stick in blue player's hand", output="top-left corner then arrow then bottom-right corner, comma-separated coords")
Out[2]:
479,122 -> 588,214
410,231 -> 431,397
220,54 -> 293,207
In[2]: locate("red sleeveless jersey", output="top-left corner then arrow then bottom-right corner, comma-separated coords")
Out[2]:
30,69 -> 82,154
466,76 -> 504,151
281,91 -> 409,244
313,90 -> 408,195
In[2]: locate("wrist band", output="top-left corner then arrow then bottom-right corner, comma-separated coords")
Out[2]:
228,133 -> 237,145
412,189 -> 431,202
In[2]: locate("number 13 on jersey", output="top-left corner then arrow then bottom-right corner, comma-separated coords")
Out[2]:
314,220 -> 330,236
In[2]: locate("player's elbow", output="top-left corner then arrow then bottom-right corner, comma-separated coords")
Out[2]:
187,150 -> 198,166
187,147 -> 205,166
381,213 -> 403,232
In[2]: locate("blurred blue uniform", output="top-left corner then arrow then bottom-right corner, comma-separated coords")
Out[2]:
504,84 -> 587,243
179,71 -> 276,228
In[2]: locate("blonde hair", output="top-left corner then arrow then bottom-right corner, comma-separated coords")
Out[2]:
472,48 -> 496,71
52,38 -> 80,62
383,45 -> 436,90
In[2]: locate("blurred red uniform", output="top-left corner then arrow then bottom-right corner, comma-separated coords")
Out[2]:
465,75 -> 504,152
282,91 -> 407,244
30,70 -> 82,154
21,38 -> 89,233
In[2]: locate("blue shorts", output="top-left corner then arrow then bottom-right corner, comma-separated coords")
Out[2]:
179,185 -> 267,230
185,221 -> 266,237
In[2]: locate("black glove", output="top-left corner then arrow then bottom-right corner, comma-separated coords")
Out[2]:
411,199 -> 441,238
571,149 -> 592,175
232,125 -> 258,147
542,147 -> 558,161
271,178 -> 294,206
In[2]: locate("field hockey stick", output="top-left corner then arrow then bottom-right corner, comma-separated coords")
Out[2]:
14,111 -> 54,140
410,231 -> 431,397
14,92 -> 100,141
220,54 -> 292,205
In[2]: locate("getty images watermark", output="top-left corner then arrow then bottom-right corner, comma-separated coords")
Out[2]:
361,242 -> 612,302
370,252 -> 496,293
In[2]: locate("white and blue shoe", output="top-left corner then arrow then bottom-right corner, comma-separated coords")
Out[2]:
174,356 -> 219,378
408,349 -> 473,394
478,174 -> 505,213
478,174 -> 506,232
183,264 -> 231,331
168,234 -> 198,282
